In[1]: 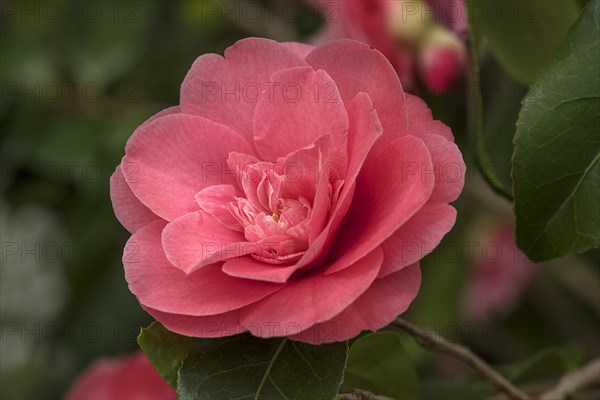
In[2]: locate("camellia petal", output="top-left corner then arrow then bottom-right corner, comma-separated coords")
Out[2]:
222,256 -> 301,284
109,164 -> 160,234
162,210 -> 250,274
291,263 -> 421,344
326,135 -> 435,274
239,247 -> 384,337
405,94 -> 454,141
379,203 -> 457,278
143,306 -> 244,339
195,184 -> 243,231
181,38 -> 308,145
123,113 -> 252,221
281,41 -> 316,58
306,39 -> 408,150
418,133 -> 465,203
124,221 -> 283,317
253,67 -> 349,161
295,91 -> 383,269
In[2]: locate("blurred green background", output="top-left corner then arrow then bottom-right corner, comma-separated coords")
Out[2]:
0,1 -> 597,399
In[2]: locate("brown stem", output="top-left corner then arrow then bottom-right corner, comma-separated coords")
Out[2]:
392,318 -> 531,400
539,358 -> 600,400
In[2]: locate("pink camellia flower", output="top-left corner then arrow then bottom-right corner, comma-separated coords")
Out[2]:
64,352 -> 175,400
462,225 -> 536,321
110,38 -> 465,344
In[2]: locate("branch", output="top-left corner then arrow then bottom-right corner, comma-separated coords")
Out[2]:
392,318 -> 531,400
539,358 -> 600,400
338,389 -> 394,400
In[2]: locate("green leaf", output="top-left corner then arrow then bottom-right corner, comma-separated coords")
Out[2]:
177,335 -> 348,400
478,0 -> 580,84
513,0 -> 600,261
343,332 -> 418,400
137,321 -> 200,388
483,71 -> 530,196
467,1 -> 514,198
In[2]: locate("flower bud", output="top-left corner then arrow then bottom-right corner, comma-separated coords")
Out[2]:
385,0 -> 432,46
418,24 -> 466,94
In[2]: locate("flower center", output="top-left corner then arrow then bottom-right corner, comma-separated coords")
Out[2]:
229,161 -> 312,265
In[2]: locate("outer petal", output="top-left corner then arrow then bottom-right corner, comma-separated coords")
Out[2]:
162,210 -> 250,274
306,39 -> 407,150
109,165 -> 160,233
326,135 -> 435,274
253,67 -> 348,161
405,94 -> 453,141
139,105 -> 181,128
379,203 -> 456,278
109,107 -> 180,232
222,256 -> 300,283
123,114 -> 253,221
240,247 -> 384,337
144,306 -> 244,338
291,263 -> 421,344
281,42 -> 315,58
419,134 -> 465,203
124,221 -> 282,316
180,38 -> 308,145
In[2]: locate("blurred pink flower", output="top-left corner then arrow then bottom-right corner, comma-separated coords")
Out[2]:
462,226 -> 536,321
110,38 -> 465,344
64,352 -> 175,400
312,1 -> 415,86
312,0 -> 466,94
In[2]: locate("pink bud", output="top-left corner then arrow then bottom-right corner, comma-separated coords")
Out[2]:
418,25 -> 466,94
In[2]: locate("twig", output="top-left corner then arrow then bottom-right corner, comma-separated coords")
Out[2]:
392,318 -> 531,400
539,358 -> 600,400
488,382 -> 554,400
338,388 -> 394,400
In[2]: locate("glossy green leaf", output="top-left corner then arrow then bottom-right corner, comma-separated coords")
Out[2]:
478,0 -> 580,84
467,1 -> 513,198
343,332 -> 418,400
482,73 -> 528,196
137,321 -> 199,388
177,335 -> 348,400
513,0 -> 600,261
